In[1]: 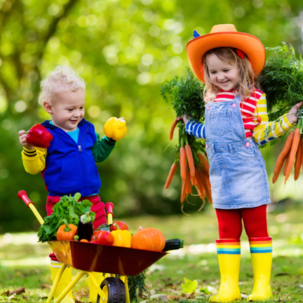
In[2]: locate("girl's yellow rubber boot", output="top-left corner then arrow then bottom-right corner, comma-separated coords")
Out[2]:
209,239 -> 241,302
247,237 -> 273,301
50,260 -> 75,303
88,272 -> 105,303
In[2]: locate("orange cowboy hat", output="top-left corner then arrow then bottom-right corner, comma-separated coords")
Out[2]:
186,24 -> 266,83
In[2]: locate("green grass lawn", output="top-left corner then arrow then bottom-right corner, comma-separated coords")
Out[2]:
1,204 -> 303,302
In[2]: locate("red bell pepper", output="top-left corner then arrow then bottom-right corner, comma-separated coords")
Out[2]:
26,124 -> 53,148
91,230 -> 114,245
110,221 -> 129,231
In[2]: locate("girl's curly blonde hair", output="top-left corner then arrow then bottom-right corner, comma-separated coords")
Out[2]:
38,66 -> 85,105
202,47 -> 259,102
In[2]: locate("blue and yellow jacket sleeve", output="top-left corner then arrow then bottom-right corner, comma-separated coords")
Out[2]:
22,133 -> 115,173
22,147 -> 47,174
252,93 -> 293,145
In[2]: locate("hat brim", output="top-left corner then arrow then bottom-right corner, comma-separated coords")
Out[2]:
186,32 -> 266,82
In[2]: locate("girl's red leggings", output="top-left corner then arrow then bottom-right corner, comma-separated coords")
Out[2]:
215,204 -> 269,239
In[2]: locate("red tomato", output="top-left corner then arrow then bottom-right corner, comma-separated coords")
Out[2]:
91,230 -> 102,242
91,230 -> 114,246
110,221 -> 129,231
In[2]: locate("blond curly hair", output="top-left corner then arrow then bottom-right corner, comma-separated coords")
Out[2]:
202,47 -> 259,102
38,66 -> 85,105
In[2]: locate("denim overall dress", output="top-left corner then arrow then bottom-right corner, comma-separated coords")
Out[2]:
204,95 -> 271,209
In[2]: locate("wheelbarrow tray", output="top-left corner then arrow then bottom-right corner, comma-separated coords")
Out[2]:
49,241 -> 167,276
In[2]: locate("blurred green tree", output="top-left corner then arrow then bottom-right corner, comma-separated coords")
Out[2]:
0,0 -> 303,232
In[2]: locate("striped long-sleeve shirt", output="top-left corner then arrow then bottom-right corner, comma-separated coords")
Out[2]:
185,90 -> 293,145
214,89 -> 262,138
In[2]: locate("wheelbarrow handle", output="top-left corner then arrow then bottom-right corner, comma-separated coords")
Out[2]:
17,190 -> 45,225
105,202 -> 114,215
105,202 -> 114,225
17,190 -> 33,208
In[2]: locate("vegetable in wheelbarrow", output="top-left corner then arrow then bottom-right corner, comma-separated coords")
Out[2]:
38,193 -> 95,242
162,239 -> 184,252
110,220 -> 129,231
77,211 -> 95,241
131,228 -> 165,251
111,229 -> 132,248
91,230 -> 114,245
56,219 -> 77,240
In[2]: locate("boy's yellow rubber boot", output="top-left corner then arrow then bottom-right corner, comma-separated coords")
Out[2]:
247,237 -> 273,301
50,260 -> 75,303
209,239 -> 241,302
88,272 -> 105,303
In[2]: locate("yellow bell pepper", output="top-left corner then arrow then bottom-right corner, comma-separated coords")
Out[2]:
111,229 -> 132,248
104,117 -> 127,141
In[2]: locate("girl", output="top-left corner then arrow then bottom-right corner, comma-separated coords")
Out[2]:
182,24 -> 302,302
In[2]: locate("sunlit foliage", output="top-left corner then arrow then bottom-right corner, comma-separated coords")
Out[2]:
0,0 -> 303,232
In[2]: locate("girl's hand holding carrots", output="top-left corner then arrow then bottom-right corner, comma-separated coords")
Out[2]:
177,114 -> 191,126
273,102 -> 303,184
287,102 -> 303,124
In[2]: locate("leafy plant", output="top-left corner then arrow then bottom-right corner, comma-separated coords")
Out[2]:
126,271 -> 148,302
181,277 -> 198,294
161,68 -> 211,210
260,42 -> 303,122
161,67 -> 205,121
37,193 -> 94,242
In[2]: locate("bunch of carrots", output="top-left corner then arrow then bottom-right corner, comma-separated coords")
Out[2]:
164,122 -> 212,211
272,111 -> 303,184
161,68 -> 211,211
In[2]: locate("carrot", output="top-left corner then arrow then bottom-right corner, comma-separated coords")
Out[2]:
164,162 -> 178,189
185,144 -> 195,177
272,131 -> 294,183
205,174 -> 211,190
283,152 -> 290,176
180,179 -> 186,203
285,128 -> 301,184
169,118 -> 178,140
294,137 -> 302,180
180,147 -> 187,180
197,169 -> 212,204
185,170 -> 192,195
191,176 -> 198,186
198,152 -> 210,175
203,173 -> 213,204
195,172 -> 206,200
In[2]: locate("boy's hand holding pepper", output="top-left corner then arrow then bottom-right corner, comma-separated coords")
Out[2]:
104,117 -> 127,140
19,130 -> 35,150
19,124 -> 53,149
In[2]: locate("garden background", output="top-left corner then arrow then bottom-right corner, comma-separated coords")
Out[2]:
1,0 -> 303,302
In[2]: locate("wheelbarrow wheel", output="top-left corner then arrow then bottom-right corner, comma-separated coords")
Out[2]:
97,277 -> 126,303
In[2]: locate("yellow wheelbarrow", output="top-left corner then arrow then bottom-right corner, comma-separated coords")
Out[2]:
18,190 -> 169,303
